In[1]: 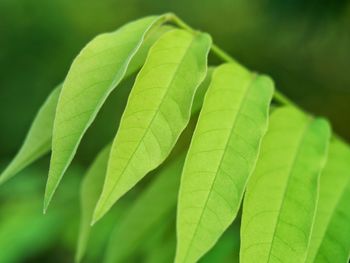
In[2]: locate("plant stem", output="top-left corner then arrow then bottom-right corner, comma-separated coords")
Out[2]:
169,13 -> 349,143
169,13 -> 299,109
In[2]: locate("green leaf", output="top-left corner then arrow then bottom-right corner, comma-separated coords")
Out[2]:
0,84 -> 62,185
75,66 -> 211,262
240,107 -> 331,263
104,154 -> 186,263
125,24 -> 174,77
307,138 -> 350,263
44,14 -> 172,211
0,25 -> 170,188
92,29 -> 212,223
4,25 -> 171,188
175,63 -> 274,263
76,144 -> 111,263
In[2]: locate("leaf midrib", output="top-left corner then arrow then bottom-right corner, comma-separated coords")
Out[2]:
45,19 -> 160,208
98,33 -> 197,212
181,72 -> 257,262
266,118 -> 312,263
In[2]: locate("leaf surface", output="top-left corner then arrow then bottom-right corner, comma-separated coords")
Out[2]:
104,154 -> 185,263
307,138 -> 350,263
76,66 -> 212,262
76,66 -> 211,262
44,14 -> 171,210
175,63 -> 274,263
0,85 -> 62,184
240,107 -> 331,263
93,29 -> 212,223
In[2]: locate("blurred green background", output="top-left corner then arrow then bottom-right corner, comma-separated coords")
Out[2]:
0,0 -> 349,262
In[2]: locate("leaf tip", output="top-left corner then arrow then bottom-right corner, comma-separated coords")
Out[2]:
43,169 -> 62,214
91,206 -> 100,226
90,192 -> 112,225
0,166 -> 14,186
91,198 -> 110,226
90,213 -> 101,226
43,189 -> 53,214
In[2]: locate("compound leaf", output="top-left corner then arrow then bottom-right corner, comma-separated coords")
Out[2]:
92,29 -> 212,223
307,138 -> 350,263
44,14 -> 171,210
240,107 -> 331,263
175,63 -> 274,263
0,85 -> 62,185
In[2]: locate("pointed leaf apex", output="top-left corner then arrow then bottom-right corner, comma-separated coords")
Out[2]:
90,213 -> 101,227
43,187 -> 54,214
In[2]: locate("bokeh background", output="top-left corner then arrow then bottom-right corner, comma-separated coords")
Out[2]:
0,0 -> 349,262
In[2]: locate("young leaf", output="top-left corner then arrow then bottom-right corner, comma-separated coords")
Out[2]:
307,138 -> 350,263
104,154 -> 186,263
240,107 -> 331,263
44,14 -> 172,210
92,29 -> 212,223
0,85 -> 62,185
175,63 -> 274,263
76,144 -> 111,263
